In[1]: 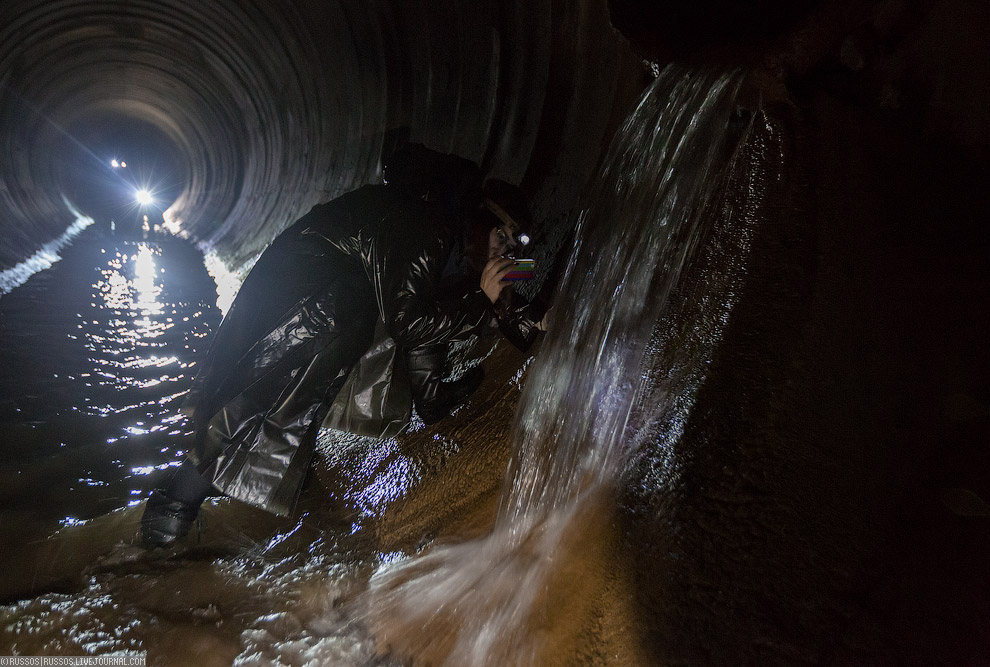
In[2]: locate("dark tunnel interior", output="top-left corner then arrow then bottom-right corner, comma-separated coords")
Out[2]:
1,0 -> 988,664
1,0 -> 653,274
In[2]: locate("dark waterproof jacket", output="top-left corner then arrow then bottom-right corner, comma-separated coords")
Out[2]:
323,250 -> 552,438
185,184 -> 492,515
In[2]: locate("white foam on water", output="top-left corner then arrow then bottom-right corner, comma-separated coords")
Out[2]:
0,199 -> 94,295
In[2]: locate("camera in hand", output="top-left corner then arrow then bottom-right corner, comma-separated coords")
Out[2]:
504,259 -> 535,281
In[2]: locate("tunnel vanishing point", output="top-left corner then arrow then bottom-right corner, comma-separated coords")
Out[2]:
1,0 -> 989,665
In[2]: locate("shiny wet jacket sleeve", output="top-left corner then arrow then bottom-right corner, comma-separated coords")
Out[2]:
381,231 -> 493,348
493,289 -> 549,353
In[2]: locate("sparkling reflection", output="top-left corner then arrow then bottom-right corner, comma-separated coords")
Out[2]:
316,430 -> 435,526
0,229 -> 221,530
86,244 -> 183,409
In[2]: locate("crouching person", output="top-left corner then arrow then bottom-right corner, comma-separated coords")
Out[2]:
141,146 -> 491,547
141,148 -> 557,548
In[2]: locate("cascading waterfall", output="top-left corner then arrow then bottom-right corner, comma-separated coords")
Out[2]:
365,65 -> 756,665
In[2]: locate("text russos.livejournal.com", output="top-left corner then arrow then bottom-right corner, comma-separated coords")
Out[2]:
0,658 -> 146,666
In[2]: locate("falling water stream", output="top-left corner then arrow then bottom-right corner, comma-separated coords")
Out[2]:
365,65 -> 755,665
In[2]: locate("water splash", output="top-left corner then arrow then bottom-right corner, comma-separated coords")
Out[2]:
364,65 -> 755,665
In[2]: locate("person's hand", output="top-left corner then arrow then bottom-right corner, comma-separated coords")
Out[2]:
481,256 -> 516,303
536,307 -> 551,332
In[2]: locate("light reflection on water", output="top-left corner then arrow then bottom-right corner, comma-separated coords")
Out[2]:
317,431 -> 422,523
81,242 -> 210,480
84,244 -> 187,429
0,228 -> 221,530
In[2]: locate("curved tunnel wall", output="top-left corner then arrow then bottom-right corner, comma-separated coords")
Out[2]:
0,0 -> 647,275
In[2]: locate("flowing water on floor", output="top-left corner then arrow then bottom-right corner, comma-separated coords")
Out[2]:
0,225 -> 388,663
0,228 -> 219,533
364,65 -> 753,666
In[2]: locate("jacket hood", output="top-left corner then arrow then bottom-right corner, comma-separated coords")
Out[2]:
383,143 -> 483,231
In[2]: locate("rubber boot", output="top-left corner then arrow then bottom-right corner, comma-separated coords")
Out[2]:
140,460 -> 214,548
407,344 -> 484,425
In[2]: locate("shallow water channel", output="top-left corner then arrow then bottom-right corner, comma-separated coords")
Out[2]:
0,227 -> 219,586
0,226 -> 397,662
0,228 -> 220,514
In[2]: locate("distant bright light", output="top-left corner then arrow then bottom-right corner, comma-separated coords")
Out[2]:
120,161 -> 127,168
135,189 -> 153,205
110,159 -> 119,168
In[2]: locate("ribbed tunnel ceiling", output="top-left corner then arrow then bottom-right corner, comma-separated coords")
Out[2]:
0,0 -> 648,275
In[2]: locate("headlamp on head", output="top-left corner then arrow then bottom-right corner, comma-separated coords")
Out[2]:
483,197 -> 531,248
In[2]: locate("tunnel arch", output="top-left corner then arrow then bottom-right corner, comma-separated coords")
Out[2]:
0,0 -> 648,277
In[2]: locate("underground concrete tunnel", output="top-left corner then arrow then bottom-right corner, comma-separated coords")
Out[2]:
0,0 -> 988,664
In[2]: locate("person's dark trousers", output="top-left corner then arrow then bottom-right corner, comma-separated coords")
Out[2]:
406,344 -> 484,425
140,335 -> 362,548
